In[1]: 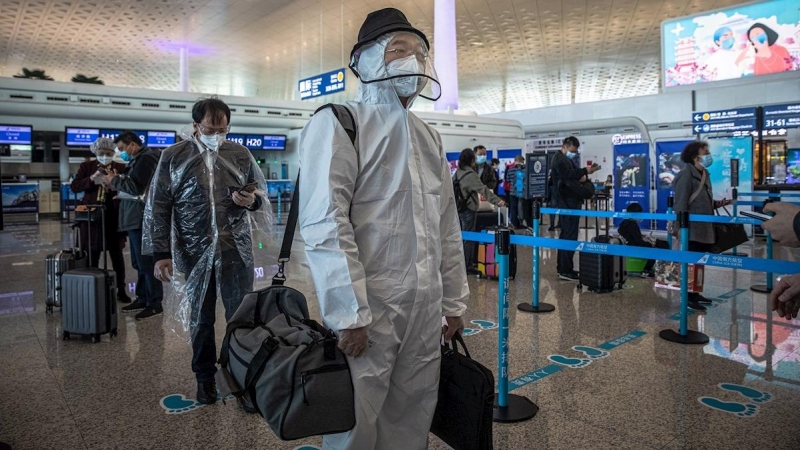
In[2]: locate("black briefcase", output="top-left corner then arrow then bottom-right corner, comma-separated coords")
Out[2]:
431,333 -> 494,450
710,207 -> 749,254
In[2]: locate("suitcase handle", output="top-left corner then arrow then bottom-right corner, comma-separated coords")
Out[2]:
83,204 -> 108,271
496,206 -> 509,228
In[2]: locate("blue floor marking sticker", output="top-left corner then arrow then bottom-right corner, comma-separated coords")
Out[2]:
667,287 -> 750,321
698,397 -> 759,417
508,330 -> 646,391
717,288 -> 748,300
718,383 -> 773,403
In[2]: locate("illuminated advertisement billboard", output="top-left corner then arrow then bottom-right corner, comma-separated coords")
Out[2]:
662,0 -> 799,87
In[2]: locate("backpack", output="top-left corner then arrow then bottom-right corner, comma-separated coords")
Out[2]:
453,172 -> 469,213
514,167 -> 525,195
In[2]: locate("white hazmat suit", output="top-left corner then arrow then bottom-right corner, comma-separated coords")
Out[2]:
298,32 -> 469,450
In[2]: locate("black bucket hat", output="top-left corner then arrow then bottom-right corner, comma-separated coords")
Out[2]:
349,8 -> 430,75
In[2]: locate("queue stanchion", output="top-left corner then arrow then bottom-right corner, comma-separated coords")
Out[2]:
493,227 -> 538,423
518,201 -> 555,314
667,196 -> 674,249
750,230 -> 774,293
276,188 -> 282,225
659,211 -> 710,345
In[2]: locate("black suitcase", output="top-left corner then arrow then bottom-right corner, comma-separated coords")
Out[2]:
431,333 -> 494,450
45,226 -> 87,312
478,207 -> 517,280
578,235 -> 626,293
62,205 -> 118,343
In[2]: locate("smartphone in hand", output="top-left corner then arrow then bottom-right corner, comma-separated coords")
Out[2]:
740,210 -> 772,221
238,182 -> 258,193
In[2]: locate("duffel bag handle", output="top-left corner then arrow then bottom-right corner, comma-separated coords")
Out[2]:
442,332 -> 471,359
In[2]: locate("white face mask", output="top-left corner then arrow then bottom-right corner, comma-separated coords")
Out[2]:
199,133 -> 225,151
96,155 -> 112,166
386,55 -> 420,98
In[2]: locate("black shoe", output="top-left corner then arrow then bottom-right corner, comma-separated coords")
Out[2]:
197,381 -> 217,405
688,301 -> 707,313
117,294 -> 132,304
121,300 -> 146,313
238,396 -> 258,414
559,272 -> 580,281
640,272 -> 655,279
695,294 -> 713,304
548,227 -> 555,231
135,306 -> 163,320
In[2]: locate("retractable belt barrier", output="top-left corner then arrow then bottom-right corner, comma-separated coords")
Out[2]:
539,208 -> 763,225
735,200 -> 800,207
737,192 -> 800,198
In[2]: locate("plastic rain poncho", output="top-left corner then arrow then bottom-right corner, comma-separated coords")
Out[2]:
143,128 -> 273,338
297,32 -> 467,450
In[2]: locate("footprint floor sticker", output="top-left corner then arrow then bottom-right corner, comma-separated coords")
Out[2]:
462,319 -> 498,337
160,394 -> 205,415
718,383 -> 773,403
572,346 -> 609,360
699,397 -> 759,418
548,354 -> 592,368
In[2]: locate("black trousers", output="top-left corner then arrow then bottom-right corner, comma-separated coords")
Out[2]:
458,209 -> 478,268
688,241 -> 714,301
557,214 -> 580,274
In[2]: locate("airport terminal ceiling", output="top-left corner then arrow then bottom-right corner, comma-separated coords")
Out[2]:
0,0 -> 750,114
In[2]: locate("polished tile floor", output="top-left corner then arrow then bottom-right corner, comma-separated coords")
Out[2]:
1,219 -> 799,450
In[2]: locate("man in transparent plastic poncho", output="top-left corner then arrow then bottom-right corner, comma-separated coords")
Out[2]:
298,8 -> 468,449
143,97 -> 271,407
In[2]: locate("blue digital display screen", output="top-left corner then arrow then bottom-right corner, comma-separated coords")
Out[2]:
0,125 -> 32,145
763,103 -> 800,130
226,134 -> 246,146
100,129 -> 149,146
66,127 -> 100,146
262,135 -> 286,151
147,131 -> 176,148
244,135 -> 264,150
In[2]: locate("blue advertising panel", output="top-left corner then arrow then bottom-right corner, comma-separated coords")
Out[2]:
0,125 -> 32,145
262,135 -> 286,151
663,0 -> 799,88
707,136 -> 753,201
146,131 -> 176,148
613,143 -> 650,227
655,140 -> 693,230
299,68 -> 346,100
691,108 -> 757,133
2,183 -> 39,214
226,134 -> 246,146
763,103 -> 800,130
66,127 -> 99,146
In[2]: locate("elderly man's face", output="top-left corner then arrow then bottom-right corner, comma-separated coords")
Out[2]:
384,32 -> 428,66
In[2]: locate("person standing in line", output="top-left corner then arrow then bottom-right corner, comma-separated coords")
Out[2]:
145,97 -> 268,408
507,155 -> 525,228
455,149 -> 506,273
672,141 -> 731,312
71,137 -> 129,304
101,131 -> 162,318
473,145 -> 497,191
297,8 -> 467,449
551,136 -> 600,280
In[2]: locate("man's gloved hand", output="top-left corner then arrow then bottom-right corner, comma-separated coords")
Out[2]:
763,202 -> 800,247
771,275 -> 800,321
442,316 -> 465,344
339,326 -> 369,358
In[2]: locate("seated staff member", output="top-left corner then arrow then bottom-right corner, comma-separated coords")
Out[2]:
71,137 -> 130,303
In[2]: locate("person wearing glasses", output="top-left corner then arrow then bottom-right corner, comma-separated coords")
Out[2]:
298,8 -> 467,449
143,97 -> 269,409
101,131 -> 162,319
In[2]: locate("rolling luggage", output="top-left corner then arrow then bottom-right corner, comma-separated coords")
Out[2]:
578,235 -> 626,293
477,207 -> 517,280
45,226 -> 87,313
62,205 -> 118,343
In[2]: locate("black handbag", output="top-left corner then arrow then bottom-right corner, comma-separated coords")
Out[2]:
710,206 -> 748,254
561,179 -> 595,200
431,333 -> 494,450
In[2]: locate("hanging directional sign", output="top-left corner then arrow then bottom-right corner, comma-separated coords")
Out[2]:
691,107 -> 757,134
299,68 -> 346,100
763,103 -> 800,130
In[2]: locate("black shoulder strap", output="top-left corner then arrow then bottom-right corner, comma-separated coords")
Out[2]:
273,104 -> 357,286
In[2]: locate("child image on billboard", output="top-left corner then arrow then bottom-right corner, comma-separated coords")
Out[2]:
658,153 -> 686,189
663,0 -> 799,87
615,153 -> 647,188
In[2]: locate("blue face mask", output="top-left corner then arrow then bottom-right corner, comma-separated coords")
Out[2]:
721,37 -> 735,50
476,155 -> 487,165
754,33 -> 768,45
701,154 -> 714,168
567,151 -> 577,159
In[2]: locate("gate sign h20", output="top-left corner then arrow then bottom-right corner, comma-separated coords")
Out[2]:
692,108 -> 757,133
299,69 -> 346,100
525,152 -> 549,200
763,103 -> 800,130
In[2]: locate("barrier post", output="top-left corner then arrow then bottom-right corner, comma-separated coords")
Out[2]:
751,196 -> 775,293
276,188 -> 282,225
493,227 -> 538,423
659,211 -> 710,345
518,201 -> 555,314
667,196 -> 674,249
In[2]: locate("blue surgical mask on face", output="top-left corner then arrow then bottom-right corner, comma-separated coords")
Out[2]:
117,147 -> 131,162
755,33 -> 768,45
701,154 -> 714,168
567,151 -> 577,159
721,37 -> 735,50
476,155 -> 487,165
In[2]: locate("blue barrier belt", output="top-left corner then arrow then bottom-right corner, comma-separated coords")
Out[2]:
737,192 -> 800,198
460,231 -> 800,274
539,207 -> 761,225
736,200 -> 800,207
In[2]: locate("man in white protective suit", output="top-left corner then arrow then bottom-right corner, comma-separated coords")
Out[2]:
297,8 -> 469,450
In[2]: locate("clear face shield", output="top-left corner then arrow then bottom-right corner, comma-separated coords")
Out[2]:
350,32 -> 441,101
